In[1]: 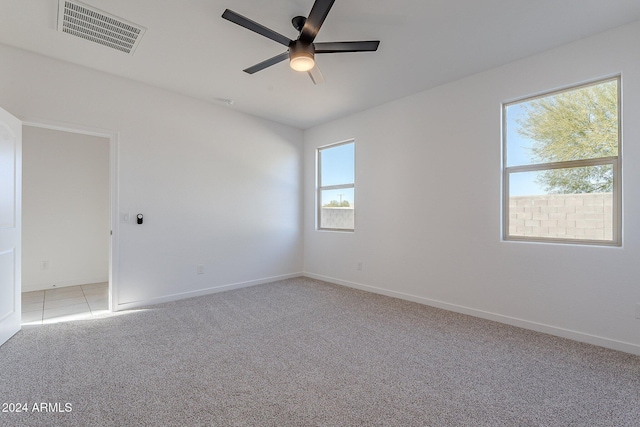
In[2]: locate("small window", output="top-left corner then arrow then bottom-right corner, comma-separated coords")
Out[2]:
317,140 -> 355,231
503,77 -> 621,245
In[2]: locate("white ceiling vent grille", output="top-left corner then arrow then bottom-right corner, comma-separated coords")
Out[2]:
57,0 -> 146,54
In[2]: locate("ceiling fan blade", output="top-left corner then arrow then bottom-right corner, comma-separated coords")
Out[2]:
243,52 -> 289,74
314,41 -> 380,53
222,9 -> 293,47
299,0 -> 336,43
307,65 -> 325,85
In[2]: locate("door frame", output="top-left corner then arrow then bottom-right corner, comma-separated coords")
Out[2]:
22,118 -> 119,311
0,107 -> 22,346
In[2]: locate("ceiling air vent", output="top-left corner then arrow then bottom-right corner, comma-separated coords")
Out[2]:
57,0 -> 146,54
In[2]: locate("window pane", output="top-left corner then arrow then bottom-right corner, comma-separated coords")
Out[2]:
320,142 -> 354,186
320,188 -> 354,230
508,165 -> 614,241
321,188 -> 354,207
505,79 -> 618,167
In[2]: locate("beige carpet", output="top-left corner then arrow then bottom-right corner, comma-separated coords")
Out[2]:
1,277 -> 639,426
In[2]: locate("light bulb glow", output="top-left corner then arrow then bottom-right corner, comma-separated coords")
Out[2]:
289,42 -> 315,72
290,53 -> 315,72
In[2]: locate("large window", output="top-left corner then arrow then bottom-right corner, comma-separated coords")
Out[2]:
503,77 -> 621,245
317,140 -> 355,231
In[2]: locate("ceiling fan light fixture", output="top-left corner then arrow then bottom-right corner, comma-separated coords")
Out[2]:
290,52 -> 315,72
289,42 -> 315,72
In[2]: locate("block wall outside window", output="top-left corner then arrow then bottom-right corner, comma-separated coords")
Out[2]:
508,193 -> 613,240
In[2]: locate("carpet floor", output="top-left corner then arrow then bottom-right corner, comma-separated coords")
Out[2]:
1,277 -> 639,426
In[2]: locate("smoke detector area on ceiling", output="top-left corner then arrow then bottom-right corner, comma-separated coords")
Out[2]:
57,0 -> 146,54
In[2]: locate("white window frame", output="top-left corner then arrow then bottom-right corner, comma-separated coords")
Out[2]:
502,76 -> 622,246
317,139 -> 355,232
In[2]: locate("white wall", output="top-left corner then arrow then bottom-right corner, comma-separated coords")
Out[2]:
0,44 -> 303,308
304,21 -> 640,355
22,126 -> 109,291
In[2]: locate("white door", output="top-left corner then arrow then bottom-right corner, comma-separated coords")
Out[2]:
0,107 -> 21,347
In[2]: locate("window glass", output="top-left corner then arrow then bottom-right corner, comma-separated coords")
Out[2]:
508,166 -> 614,241
505,79 -> 618,167
320,143 -> 354,187
503,78 -> 620,245
318,141 -> 355,231
320,188 -> 354,208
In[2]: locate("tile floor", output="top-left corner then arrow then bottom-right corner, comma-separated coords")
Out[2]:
21,282 -> 109,326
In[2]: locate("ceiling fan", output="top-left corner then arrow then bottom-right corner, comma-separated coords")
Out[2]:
221,0 -> 380,84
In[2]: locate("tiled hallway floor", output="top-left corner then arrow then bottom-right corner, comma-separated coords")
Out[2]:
21,282 -> 109,325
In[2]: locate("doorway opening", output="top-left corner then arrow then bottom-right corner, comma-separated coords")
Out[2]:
20,123 -> 116,325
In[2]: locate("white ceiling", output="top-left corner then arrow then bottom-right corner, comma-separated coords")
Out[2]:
2,0 -> 640,129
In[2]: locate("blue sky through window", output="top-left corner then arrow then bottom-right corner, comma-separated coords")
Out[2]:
321,142 -> 354,187
505,103 -> 535,167
505,103 -> 545,196
320,142 -> 355,207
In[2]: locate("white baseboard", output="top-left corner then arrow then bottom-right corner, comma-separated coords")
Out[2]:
115,272 -> 303,311
304,272 -> 640,356
22,277 -> 109,292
